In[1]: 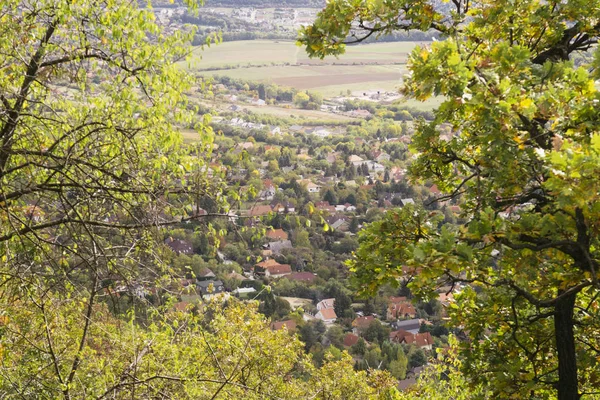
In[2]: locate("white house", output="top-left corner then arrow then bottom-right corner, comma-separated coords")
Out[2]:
306,182 -> 322,193
315,308 -> 337,324
316,298 -> 335,310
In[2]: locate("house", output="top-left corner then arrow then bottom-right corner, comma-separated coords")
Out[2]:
438,292 -> 454,307
289,124 -> 303,132
325,153 -> 338,164
258,186 -> 276,201
374,152 -> 391,163
226,271 -> 246,281
389,318 -> 421,334
343,203 -> 357,212
271,320 -> 297,332
266,228 -> 288,241
252,98 -> 266,106
315,307 -> 337,324
364,160 -> 385,173
399,198 -> 415,207
164,237 -> 194,255
236,142 -> 254,150
249,205 -> 273,217
254,259 -> 292,278
389,330 -> 434,350
197,280 -> 225,297
197,268 -> 216,281
387,301 -> 417,320
306,182 -> 322,193
352,315 -> 375,333
229,104 -> 242,112
233,287 -> 257,297
350,109 -> 372,118
316,298 -> 335,311
343,333 -> 360,347
312,127 -> 331,137
315,201 -> 336,213
287,272 -> 318,283
349,155 -> 364,165
269,126 -> 282,135
327,215 -> 350,232
428,184 -> 441,195
264,240 -> 293,255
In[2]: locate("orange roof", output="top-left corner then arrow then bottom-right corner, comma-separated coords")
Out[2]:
266,264 -> 292,275
266,228 -> 288,241
271,320 -> 297,331
318,308 -> 337,320
255,259 -> 280,268
249,205 -> 273,217
352,315 -> 375,328
389,296 -> 408,304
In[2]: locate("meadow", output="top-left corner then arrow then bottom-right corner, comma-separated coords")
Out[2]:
184,40 -> 428,98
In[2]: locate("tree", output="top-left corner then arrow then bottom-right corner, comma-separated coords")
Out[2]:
363,320 -> 390,345
323,189 -> 338,205
258,83 -> 266,100
293,92 -> 310,108
2,297 -> 398,398
300,0 -> 600,398
326,325 -> 346,349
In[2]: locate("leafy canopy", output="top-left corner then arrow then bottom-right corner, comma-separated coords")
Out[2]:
300,0 -> 600,398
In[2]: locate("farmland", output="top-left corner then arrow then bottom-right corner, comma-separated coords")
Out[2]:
184,40 -> 427,98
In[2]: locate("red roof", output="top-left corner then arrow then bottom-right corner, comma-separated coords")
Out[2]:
389,296 -> 408,304
266,264 -> 292,275
266,228 -> 288,241
390,330 -> 434,348
343,333 -> 359,347
271,320 -> 297,331
352,315 -> 375,328
287,272 -> 317,282
249,205 -> 273,216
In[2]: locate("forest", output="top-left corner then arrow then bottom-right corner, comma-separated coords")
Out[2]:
1,0 -> 600,399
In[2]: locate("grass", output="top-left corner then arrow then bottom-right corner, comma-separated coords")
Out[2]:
180,40 -> 445,111
181,40 -> 425,98
185,40 -> 421,70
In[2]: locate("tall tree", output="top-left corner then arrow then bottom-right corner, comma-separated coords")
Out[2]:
0,0 -> 226,395
300,0 -> 600,398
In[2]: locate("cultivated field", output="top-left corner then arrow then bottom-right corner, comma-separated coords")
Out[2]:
183,40 -> 429,98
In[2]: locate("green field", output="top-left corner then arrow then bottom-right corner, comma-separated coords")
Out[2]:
182,40 -> 427,98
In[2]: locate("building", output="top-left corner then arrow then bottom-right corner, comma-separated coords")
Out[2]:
387,297 -> 417,320
352,315 -> 375,333
254,259 -> 292,278
287,272 -> 318,283
389,330 -> 434,350
316,298 -> 335,311
306,182 -> 322,193
315,307 -> 337,324
164,237 -> 194,255
343,333 -> 360,348
263,240 -> 293,255
271,320 -> 297,332
266,228 -> 288,241
390,318 -> 421,334
197,280 -> 225,298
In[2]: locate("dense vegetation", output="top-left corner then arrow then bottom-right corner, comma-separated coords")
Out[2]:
301,0 -> 600,399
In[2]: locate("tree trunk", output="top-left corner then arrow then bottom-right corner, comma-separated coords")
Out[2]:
554,291 -> 580,400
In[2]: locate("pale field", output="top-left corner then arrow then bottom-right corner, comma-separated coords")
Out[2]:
185,40 -> 422,69
180,40 -> 427,97
179,40 -> 445,112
